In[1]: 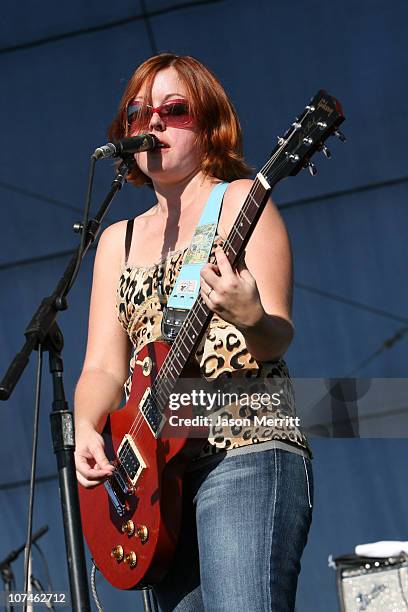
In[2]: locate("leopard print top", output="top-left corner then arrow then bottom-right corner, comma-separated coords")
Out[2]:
116,235 -> 311,459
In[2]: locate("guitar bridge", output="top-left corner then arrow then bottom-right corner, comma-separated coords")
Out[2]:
104,480 -> 126,517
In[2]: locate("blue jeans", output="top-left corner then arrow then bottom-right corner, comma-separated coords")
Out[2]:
153,448 -> 313,612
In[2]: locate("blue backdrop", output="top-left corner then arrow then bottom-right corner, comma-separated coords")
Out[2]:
1,1 -> 407,610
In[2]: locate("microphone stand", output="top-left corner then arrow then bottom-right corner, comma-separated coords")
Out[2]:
30,576 -> 55,611
0,526 -> 49,612
0,158 -> 133,612
0,563 -> 14,612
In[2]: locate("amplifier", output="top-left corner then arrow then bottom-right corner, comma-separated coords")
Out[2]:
332,553 -> 408,611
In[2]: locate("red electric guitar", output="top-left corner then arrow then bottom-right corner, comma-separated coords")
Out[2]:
78,90 -> 345,589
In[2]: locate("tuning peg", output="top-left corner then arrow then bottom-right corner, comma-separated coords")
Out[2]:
318,144 -> 332,158
304,160 -> 317,176
286,153 -> 300,163
334,129 -> 346,142
277,136 -> 285,145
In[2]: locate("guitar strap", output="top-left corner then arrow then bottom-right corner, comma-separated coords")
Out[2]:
161,181 -> 229,342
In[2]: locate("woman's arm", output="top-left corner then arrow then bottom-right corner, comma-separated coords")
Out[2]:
74,220 -> 132,487
200,179 -> 294,361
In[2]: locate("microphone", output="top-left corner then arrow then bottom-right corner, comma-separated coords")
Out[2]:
93,134 -> 162,159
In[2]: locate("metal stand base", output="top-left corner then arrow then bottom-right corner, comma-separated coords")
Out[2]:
141,587 -> 159,612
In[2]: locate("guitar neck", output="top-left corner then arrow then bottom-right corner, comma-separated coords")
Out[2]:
148,88 -> 346,412
152,175 -> 272,408
221,174 -> 272,267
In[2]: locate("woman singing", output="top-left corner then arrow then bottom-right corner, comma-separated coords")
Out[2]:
74,53 -> 313,611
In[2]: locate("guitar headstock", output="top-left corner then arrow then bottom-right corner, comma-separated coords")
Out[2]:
261,90 -> 345,184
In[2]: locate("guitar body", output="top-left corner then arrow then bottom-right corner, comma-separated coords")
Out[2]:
78,340 -> 204,590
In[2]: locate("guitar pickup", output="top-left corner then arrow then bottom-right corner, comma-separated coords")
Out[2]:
139,387 -> 166,439
117,434 -> 146,487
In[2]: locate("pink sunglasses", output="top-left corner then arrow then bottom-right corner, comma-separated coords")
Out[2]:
127,98 -> 193,131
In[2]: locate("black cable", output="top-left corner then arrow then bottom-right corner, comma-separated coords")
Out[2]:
23,344 -> 43,609
0,474 -> 57,492
33,543 -> 54,593
0,249 -> 82,272
345,325 -> 408,377
295,282 -> 408,325
140,0 -> 159,55
278,175 -> 408,211
0,181 -> 86,215
307,402 -> 408,433
0,0 -> 223,54
31,575 -> 56,612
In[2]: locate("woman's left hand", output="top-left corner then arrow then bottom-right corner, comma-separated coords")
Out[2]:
200,246 -> 264,330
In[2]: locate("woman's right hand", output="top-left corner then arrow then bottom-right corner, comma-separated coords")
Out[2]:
74,421 -> 115,488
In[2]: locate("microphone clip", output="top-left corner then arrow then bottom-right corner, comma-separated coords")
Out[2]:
92,134 -> 162,160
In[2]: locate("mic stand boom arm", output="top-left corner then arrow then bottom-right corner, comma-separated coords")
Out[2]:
0,158 -> 132,612
0,158 -> 130,398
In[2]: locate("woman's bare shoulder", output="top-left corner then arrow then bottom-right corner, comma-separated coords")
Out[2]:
225,178 -> 254,196
96,205 -> 157,266
97,219 -> 128,258
218,178 -> 285,250
219,179 -> 268,237
97,208 -> 151,250
223,178 -> 278,209
223,179 -> 256,216
222,178 -> 280,219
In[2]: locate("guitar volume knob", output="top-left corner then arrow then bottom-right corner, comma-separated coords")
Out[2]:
124,551 -> 137,567
136,525 -> 149,544
122,520 -> 135,536
111,545 -> 124,562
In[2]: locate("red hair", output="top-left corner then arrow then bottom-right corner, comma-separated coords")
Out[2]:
108,53 -> 252,186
